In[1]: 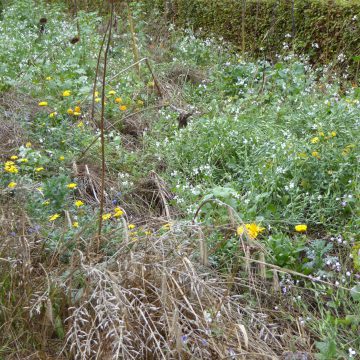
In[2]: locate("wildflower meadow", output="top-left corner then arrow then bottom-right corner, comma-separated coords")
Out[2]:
0,0 -> 359,358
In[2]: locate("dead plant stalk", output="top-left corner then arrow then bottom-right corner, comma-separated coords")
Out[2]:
98,3 -> 114,242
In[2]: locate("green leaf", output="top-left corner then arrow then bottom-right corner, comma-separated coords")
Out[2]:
55,315 -> 65,339
315,339 -> 337,359
350,285 -> 360,301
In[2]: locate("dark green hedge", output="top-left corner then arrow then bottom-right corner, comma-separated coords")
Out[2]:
144,0 -> 360,78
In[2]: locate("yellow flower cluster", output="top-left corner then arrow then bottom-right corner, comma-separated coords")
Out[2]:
4,161 -> 18,173
342,144 -> 355,156
62,90 -> 71,97
236,223 -> 265,239
7,182 -> 17,188
67,105 -> 81,116
310,137 -> 319,144
162,223 -> 171,230
113,207 -> 124,218
67,183 -> 77,189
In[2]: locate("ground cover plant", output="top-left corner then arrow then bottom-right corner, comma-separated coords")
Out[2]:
0,0 -> 359,359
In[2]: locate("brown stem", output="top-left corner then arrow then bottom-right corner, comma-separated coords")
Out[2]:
91,21 -> 111,125
77,104 -> 166,161
98,3 -> 114,244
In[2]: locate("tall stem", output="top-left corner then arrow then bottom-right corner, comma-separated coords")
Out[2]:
98,2 -> 114,243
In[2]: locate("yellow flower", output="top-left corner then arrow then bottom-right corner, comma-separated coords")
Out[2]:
19,158 -> 28,163
95,97 -> 101,103
59,156 -> 65,161
7,182 -> 17,188
43,200 -> 50,205
38,101 -> 48,106
49,213 -> 60,222
67,108 -> 74,115
311,151 -> 320,159
46,76 -> 52,80
318,131 -> 325,137
62,90 -> 71,97
4,161 -> 18,173
115,97 -> 122,103
113,207 -> 124,218
137,99 -> 144,106
310,137 -> 319,144
162,223 -> 171,230
128,224 -> 136,230
67,183 -> 77,189
74,112 -> 81,116
342,144 -> 355,156
49,112 -> 57,118
144,230 -> 151,236
77,121 -> 84,128
75,200 -> 84,207
330,131 -> 337,137
74,106 -> 81,112
236,223 -> 265,239
295,224 -> 307,232
35,167 -> 44,172
102,213 -> 112,221
94,91 -> 99,97
108,90 -> 116,96
25,142 -> 32,148
119,105 -> 127,111
73,221 -> 79,228
10,155 -> 18,160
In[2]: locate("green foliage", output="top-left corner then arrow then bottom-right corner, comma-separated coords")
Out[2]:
0,0 -> 359,357
144,0 -> 360,78
315,339 -> 337,359
266,233 -> 305,268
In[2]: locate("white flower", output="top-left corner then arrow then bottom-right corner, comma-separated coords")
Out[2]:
349,348 -> 356,357
203,310 -> 212,323
337,53 -> 346,62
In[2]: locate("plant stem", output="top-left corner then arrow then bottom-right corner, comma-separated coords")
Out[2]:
98,2 -> 114,244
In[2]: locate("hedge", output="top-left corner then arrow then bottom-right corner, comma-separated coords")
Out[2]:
143,0 -> 360,78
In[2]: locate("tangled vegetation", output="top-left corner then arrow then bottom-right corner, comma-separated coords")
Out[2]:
0,0 -> 359,359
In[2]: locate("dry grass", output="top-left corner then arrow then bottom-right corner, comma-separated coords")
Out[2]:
0,194 -> 308,359
64,226 -> 288,360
